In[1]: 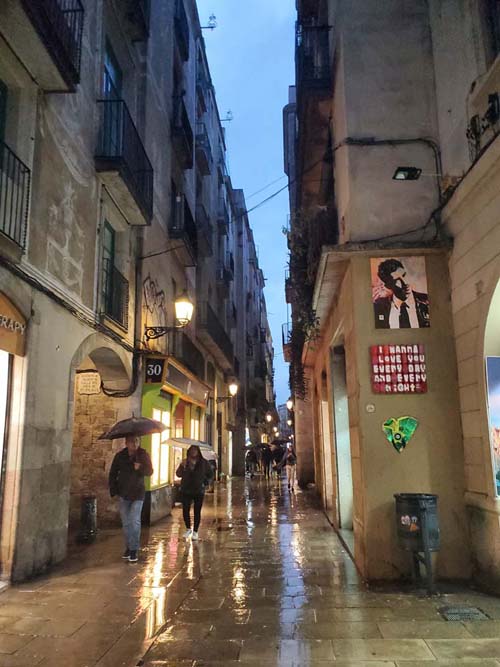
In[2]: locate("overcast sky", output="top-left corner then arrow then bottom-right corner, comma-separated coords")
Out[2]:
196,0 -> 296,407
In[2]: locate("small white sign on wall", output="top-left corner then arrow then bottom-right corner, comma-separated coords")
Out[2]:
76,372 -> 101,395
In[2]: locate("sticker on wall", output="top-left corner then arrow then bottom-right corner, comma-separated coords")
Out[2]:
370,256 -> 430,329
383,416 -> 419,453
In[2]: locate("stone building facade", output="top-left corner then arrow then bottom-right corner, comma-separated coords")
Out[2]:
285,0 -> 500,588
0,0 -> 273,582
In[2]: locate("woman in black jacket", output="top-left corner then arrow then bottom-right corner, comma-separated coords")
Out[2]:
176,445 -> 213,541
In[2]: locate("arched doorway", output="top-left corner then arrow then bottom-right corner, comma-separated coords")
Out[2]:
484,279 -> 500,496
68,337 -> 133,537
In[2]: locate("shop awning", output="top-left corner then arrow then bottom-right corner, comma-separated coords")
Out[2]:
166,438 -> 217,461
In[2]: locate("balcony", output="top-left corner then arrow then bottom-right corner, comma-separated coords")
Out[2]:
5,0 -> 85,92
282,322 -> 292,363
217,196 -> 229,236
285,273 -> 293,303
296,22 -> 331,96
197,301 -> 234,372
196,66 -> 209,113
126,0 -> 150,41
216,263 -> 231,299
170,331 -> 205,380
226,251 -> 235,280
196,203 -> 213,258
95,98 -> 153,225
102,260 -> 129,330
172,97 -> 194,170
174,0 -> 189,62
195,123 -> 212,175
169,195 -> 197,266
0,141 -> 31,253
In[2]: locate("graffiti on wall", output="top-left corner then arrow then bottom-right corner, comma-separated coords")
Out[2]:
143,275 -> 168,328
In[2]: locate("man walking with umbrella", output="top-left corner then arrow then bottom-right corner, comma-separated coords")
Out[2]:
104,418 -> 157,563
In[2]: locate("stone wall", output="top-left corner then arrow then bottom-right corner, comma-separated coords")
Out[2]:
70,389 -> 124,532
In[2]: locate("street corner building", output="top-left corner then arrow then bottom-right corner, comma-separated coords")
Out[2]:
284,0 -> 500,590
0,0 -> 275,582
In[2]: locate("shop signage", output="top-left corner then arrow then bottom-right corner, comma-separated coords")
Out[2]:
0,292 -> 27,356
76,372 -> 101,395
370,344 -> 427,394
145,356 -> 166,384
165,362 -> 209,406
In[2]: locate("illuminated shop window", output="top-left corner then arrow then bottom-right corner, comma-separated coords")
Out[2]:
152,408 -> 171,487
173,446 -> 183,481
191,406 -> 200,440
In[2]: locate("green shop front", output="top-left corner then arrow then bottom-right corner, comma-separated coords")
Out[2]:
141,356 -> 210,523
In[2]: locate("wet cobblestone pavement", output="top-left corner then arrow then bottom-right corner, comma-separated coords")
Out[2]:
1,478 -> 500,665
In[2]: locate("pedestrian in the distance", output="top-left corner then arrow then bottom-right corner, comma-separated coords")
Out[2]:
262,445 -> 273,479
176,445 -> 213,541
108,435 -> 153,563
280,442 -> 297,491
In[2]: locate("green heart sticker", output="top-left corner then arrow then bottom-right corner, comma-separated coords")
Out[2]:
383,416 -> 419,453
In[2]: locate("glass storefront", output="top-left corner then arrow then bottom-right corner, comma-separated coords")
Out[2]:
0,350 -> 9,480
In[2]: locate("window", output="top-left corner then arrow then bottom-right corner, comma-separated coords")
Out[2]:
190,406 -> 200,440
0,351 -> 10,481
101,221 -> 115,312
103,40 -> 123,98
151,407 -> 171,487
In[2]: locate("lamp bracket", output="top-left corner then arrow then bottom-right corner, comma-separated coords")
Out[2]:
144,326 -> 176,340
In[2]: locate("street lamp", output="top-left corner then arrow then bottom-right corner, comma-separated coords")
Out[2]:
287,419 -> 292,426
286,398 -> 293,411
216,381 -> 239,404
266,413 -> 272,423
273,426 -> 278,433
145,291 -> 194,340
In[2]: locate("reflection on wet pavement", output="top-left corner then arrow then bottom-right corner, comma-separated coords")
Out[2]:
1,477 -> 500,666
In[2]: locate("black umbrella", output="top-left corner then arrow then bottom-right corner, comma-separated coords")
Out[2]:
98,416 -> 167,440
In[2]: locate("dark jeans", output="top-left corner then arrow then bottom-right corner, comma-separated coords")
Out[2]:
182,493 -> 204,531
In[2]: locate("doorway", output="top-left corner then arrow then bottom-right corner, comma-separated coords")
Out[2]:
330,346 -> 353,537
320,371 -> 335,523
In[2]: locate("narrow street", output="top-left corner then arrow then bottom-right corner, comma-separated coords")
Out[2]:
0,479 -> 498,666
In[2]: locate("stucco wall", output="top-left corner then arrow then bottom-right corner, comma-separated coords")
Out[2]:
352,253 -> 469,580
442,134 -> 500,589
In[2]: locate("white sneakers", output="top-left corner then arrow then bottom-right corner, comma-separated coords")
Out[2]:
183,529 -> 199,541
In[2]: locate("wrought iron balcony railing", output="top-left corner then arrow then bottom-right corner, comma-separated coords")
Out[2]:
102,259 -> 129,330
170,331 -> 205,380
169,195 -> 198,264
0,141 -> 31,251
195,122 -> 212,175
196,203 -> 213,257
172,96 -> 194,170
197,301 -> 234,369
95,98 -> 154,224
296,22 -> 331,93
174,0 -> 189,61
217,196 -> 229,235
21,0 -> 84,90
282,321 -> 292,363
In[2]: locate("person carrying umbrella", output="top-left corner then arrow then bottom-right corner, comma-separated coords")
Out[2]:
104,418 -> 157,563
176,445 -> 213,541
